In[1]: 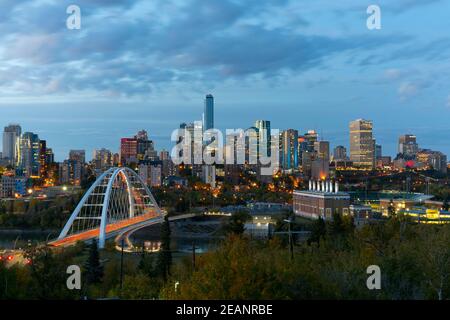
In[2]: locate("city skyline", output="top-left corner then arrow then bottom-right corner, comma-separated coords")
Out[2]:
1,101 -> 448,163
0,1 -> 449,160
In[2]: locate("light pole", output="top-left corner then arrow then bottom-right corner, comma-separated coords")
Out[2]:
13,235 -> 20,251
120,238 -> 124,292
284,219 -> 294,261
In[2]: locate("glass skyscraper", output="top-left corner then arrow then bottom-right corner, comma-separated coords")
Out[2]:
2,124 -> 22,166
349,119 -> 375,169
203,94 -> 214,130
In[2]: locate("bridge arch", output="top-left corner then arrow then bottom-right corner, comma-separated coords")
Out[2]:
56,167 -> 164,248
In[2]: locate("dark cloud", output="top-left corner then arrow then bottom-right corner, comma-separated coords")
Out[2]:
0,0 -> 433,98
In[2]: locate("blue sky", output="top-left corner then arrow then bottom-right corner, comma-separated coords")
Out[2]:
0,0 -> 449,161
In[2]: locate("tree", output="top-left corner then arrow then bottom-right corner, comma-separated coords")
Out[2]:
307,217 -> 326,247
224,211 -> 251,235
138,248 -> 156,278
442,198 -> 449,212
388,199 -> 396,217
25,246 -> 76,299
156,216 -> 172,281
84,239 -> 103,285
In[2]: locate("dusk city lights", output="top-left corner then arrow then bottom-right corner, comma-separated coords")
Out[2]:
0,0 -> 450,314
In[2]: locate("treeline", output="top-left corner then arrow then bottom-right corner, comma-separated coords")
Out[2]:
1,214 -> 450,300
163,216 -> 450,300
0,196 -> 80,230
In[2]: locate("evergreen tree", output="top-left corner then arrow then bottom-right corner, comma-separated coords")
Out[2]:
224,211 -> 251,235
138,247 -> 155,278
85,239 -> 103,285
307,216 -> 326,246
156,216 -> 172,281
388,199 -> 396,217
442,198 -> 449,211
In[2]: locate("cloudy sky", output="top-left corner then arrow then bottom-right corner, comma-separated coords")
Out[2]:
0,0 -> 449,160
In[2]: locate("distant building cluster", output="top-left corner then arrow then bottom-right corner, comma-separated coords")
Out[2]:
0,96 -> 448,200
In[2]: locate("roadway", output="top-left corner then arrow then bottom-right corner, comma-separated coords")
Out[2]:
48,210 -> 161,248
114,213 -> 199,251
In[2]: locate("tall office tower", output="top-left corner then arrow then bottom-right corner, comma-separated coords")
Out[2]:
2,124 -> 21,166
59,159 -> 82,186
160,149 -> 175,177
304,130 -> 318,152
93,148 -> 113,170
314,141 -> 330,161
312,140 -> 330,180
179,122 -> 192,164
203,94 -> 216,187
398,134 -> 419,158
349,119 -> 375,169
417,150 -> 447,174
375,144 -> 382,160
245,126 -> 259,165
39,140 -> 47,178
333,145 -> 347,160
280,129 -> 299,170
45,148 -> 54,164
297,136 -> 308,167
255,120 -> 271,157
120,137 -> 138,165
19,132 -> 40,177
69,150 -> 86,164
135,130 -> 155,161
203,94 -> 214,131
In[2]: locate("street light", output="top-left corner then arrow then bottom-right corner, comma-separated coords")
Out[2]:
284,219 -> 294,261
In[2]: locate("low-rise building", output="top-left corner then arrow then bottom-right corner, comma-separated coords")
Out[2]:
293,180 -> 350,220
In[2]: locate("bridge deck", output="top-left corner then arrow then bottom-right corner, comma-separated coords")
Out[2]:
49,211 -> 159,247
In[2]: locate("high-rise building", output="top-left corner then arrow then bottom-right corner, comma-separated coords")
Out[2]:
45,148 -> 54,164
139,161 -> 162,187
311,140 -> 330,180
280,129 -> 299,170
160,149 -> 175,177
349,119 -> 375,169
255,120 -> 271,157
304,130 -> 318,152
203,94 -> 214,131
69,150 -> 86,164
245,127 -> 259,165
135,130 -> 155,161
398,134 -> 419,158
39,140 -> 47,178
314,141 -> 330,161
120,138 -> 138,165
19,132 -> 40,178
59,160 -> 82,186
333,146 -> 347,161
93,148 -> 113,170
375,144 -> 382,160
417,150 -> 447,174
203,94 -> 216,187
2,124 -> 21,166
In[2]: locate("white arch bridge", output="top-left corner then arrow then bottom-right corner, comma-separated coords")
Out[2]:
49,167 -> 165,249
